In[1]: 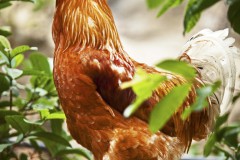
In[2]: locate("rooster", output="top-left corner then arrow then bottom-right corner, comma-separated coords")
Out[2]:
52,0 -> 238,159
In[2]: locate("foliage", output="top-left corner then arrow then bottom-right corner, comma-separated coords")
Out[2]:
0,36 -> 92,159
146,0 -> 240,35
0,0 -> 50,11
0,0 -> 239,159
121,60 -> 220,133
204,112 -> 240,160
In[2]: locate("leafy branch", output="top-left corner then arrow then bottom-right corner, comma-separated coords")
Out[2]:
0,36 -> 92,160
146,0 -> 240,35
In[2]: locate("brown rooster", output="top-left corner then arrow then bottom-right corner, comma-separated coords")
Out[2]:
52,0 -> 237,159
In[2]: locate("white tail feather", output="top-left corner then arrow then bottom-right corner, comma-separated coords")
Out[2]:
181,28 -> 240,113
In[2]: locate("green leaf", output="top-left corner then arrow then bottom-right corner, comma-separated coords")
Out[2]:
51,119 -> 64,134
157,0 -> 184,17
29,52 -> 51,75
227,0 -> 240,34
0,134 -> 24,152
22,69 -> 46,76
219,125 -> 240,138
0,110 -> 20,124
183,0 -> 201,34
214,113 -> 229,130
0,124 -> 10,138
24,119 -> 45,126
5,115 -> 32,134
214,144 -> 235,160
181,81 -> 221,119
204,133 -> 217,157
146,0 -> 165,9
149,84 -> 191,133
11,45 -> 31,57
30,131 -> 72,148
0,35 -> 11,50
0,109 -> 20,116
39,109 -> 50,119
224,132 -> 239,148
233,92 -> 240,103
55,149 -> 92,160
0,49 -> 9,64
13,98 -> 26,109
0,26 -> 11,37
122,69 -> 167,117
11,54 -> 24,67
6,68 -> 23,79
0,2 -> 12,10
183,0 -> 220,34
32,97 -> 56,110
0,59 -> 6,66
184,13 -> 200,34
0,74 -> 10,95
20,154 -> 28,160
0,143 -> 12,152
46,112 -> 66,120
157,59 -> 196,81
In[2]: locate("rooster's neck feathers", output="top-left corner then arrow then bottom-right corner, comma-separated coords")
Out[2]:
53,0 -> 123,53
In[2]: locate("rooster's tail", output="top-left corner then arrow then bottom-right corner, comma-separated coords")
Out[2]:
181,28 -> 240,113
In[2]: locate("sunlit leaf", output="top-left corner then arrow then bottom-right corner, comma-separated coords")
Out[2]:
46,112 -> 66,120
149,84 -> 191,133
0,35 -> 11,50
181,81 -> 221,119
122,69 -> 167,117
11,54 -> 24,67
11,45 -> 32,58
39,109 -> 50,119
157,59 -> 196,81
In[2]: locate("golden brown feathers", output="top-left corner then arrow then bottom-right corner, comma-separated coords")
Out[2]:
52,0 -> 219,159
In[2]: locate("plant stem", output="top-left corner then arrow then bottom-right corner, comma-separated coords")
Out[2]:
215,145 -> 236,160
9,78 -> 13,111
9,53 -> 13,111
